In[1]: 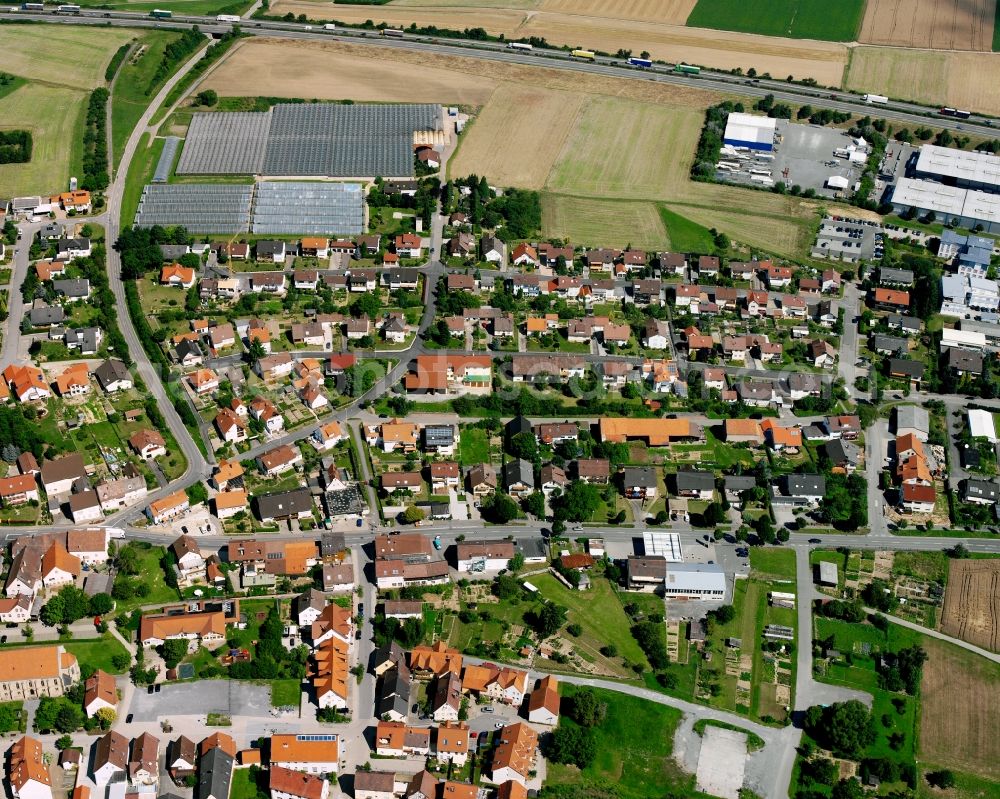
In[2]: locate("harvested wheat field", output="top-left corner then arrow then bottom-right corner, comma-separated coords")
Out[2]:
546,96 -> 703,199
450,83 -> 585,189
941,559 -> 1000,652
0,24 -> 135,91
541,195 -> 668,248
395,0 -> 538,6
204,38 -> 834,257
846,47 -> 1000,116
920,637 -> 1000,779
858,0 -> 994,51
272,1 -> 848,85
539,0 -> 698,25
202,39 -> 498,104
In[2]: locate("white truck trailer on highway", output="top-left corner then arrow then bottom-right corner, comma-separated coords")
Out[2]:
863,94 -> 889,104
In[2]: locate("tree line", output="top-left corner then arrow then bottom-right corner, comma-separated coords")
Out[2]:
0,129 -> 32,165
81,88 -> 110,192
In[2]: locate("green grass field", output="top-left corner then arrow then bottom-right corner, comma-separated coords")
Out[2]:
547,684 -> 689,799
270,679 -> 302,708
458,427 -> 490,466
77,0 -> 251,14
687,0 -> 865,41
658,205 -> 716,253
111,30 -> 189,169
750,548 -> 797,580
112,543 -> 179,615
535,574 -> 650,669
541,194 -> 668,249
64,637 -> 132,674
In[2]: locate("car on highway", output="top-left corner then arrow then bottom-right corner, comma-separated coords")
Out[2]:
433,535 -> 442,550
808,538 -> 823,544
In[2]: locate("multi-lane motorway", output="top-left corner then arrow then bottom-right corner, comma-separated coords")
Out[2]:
7,8 -> 998,136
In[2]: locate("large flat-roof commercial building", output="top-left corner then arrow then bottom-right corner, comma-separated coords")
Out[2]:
723,113 -> 776,152
914,144 -> 1000,193
890,144 -> 1000,232
663,564 -> 727,600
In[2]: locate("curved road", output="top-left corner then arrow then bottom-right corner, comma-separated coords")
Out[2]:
102,40 -> 217,522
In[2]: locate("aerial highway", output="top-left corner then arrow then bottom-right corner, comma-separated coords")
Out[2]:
6,7 -> 998,137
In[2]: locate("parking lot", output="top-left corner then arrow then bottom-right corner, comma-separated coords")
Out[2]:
128,680 -> 272,722
811,216 -> 883,262
717,120 -> 869,199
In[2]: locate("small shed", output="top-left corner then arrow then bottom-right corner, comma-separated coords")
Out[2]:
817,561 -> 838,586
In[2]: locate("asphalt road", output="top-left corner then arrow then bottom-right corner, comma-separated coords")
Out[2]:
9,10 -> 999,137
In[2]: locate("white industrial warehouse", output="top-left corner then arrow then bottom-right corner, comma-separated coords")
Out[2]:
968,408 -> 997,443
723,113 -> 776,152
663,564 -> 727,600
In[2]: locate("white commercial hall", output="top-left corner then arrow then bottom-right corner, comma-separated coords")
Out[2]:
722,113 -> 777,152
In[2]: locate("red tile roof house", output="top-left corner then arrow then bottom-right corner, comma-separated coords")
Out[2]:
395,233 -> 423,259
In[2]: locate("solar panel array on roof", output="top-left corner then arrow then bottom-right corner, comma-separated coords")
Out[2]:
262,104 -> 441,177
134,184 -> 253,233
176,112 -> 272,174
252,182 -> 364,235
153,137 -> 181,183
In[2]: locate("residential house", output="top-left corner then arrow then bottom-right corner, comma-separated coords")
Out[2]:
92,731 -> 128,785
161,264 -> 196,288
129,429 -> 166,459
489,723 -> 538,786
621,466 -> 657,500
502,459 -> 534,498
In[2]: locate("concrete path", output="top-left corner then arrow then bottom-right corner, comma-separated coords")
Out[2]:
863,607 -> 1000,664
794,547 -> 873,710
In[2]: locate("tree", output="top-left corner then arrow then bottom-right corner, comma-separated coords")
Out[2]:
547,724 -> 596,769
926,770 -> 956,789
803,701 -> 877,759
509,431 -> 539,461
568,688 -> 606,727
40,594 -> 65,627
402,506 -> 425,524
95,707 -> 116,730
55,735 -> 73,751
566,623 -> 583,637
352,292 -> 381,319
195,89 -> 218,106
522,491 -> 545,519
508,552 -> 525,573
88,593 -> 114,615
536,602 -> 567,638
162,639 -> 189,669
552,480 -> 601,522
481,492 -> 518,524
831,778 -> 866,799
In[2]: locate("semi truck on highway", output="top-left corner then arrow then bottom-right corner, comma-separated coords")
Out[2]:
571,49 -> 595,60
940,107 -> 971,119
627,56 -> 652,68
674,63 -> 700,75
150,8 -> 172,17
216,14 -> 240,22
381,28 -> 404,37
863,94 -> 888,104
507,42 -> 532,51
20,3 -> 44,9
56,4 -> 81,13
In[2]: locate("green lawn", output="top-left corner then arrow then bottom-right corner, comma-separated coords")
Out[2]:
270,679 -> 302,708
750,548 -> 797,580
535,573 -> 650,668
687,0 -> 865,41
230,769 -> 260,799
0,701 -> 26,734
64,636 -> 132,674
458,427 -> 491,466
658,205 -> 716,252
111,30 -> 188,169
547,684 -> 689,799
809,549 -> 847,589
112,543 -> 179,615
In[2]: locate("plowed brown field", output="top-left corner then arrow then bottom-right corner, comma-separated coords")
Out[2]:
858,0 -> 994,51
919,638 -> 1000,779
941,559 -> 1000,652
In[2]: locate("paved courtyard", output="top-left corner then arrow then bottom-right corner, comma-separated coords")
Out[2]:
695,726 -> 748,799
